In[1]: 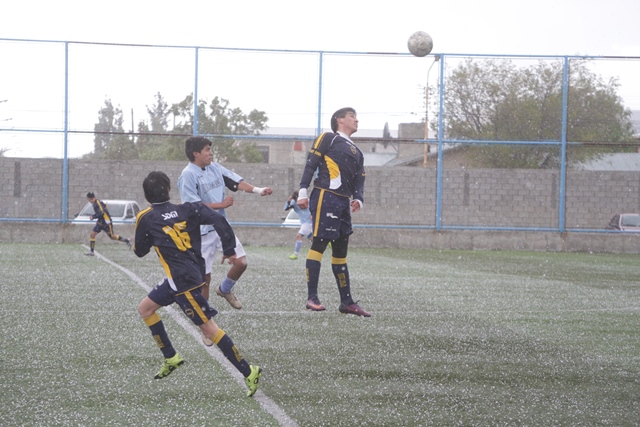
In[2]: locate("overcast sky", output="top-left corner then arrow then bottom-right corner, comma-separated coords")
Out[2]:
2,0 -> 640,157
4,0 -> 639,56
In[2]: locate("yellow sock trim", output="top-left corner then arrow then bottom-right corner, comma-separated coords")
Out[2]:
307,249 -> 323,262
212,329 -> 226,345
331,256 -> 347,265
143,312 -> 161,327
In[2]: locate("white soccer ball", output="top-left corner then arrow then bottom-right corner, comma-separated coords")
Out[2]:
407,31 -> 433,57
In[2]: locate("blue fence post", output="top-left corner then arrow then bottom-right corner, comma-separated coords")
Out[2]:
435,55 -> 446,231
62,41 -> 70,224
316,52 -> 324,136
192,47 -> 200,136
559,56 -> 569,232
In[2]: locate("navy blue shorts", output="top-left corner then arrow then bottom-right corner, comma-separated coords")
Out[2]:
93,221 -> 114,236
147,279 -> 218,326
309,188 -> 353,240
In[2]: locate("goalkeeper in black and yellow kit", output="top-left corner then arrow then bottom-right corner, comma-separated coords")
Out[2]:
134,171 -> 262,396
84,192 -> 131,256
297,107 -> 371,317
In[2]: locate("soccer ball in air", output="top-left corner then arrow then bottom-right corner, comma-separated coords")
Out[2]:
407,31 -> 433,57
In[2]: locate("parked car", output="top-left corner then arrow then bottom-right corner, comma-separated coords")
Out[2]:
281,209 -> 301,228
72,199 -> 141,223
606,213 -> 640,231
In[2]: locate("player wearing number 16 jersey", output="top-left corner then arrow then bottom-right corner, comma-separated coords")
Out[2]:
134,171 -> 262,396
134,189 -> 236,293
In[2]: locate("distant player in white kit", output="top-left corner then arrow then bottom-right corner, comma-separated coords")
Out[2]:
284,190 -> 312,260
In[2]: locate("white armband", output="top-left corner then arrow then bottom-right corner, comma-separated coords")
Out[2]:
252,186 -> 265,195
297,188 -> 308,201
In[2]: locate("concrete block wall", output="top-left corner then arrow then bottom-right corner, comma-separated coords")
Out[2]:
4,223 -> 640,255
565,171 -> 640,228
440,169 -> 559,228
2,159 -> 64,218
2,157 -> 640,232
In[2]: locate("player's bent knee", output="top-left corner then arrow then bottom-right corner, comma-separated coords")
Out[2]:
138,297 -> 158,318
138,304 -> 152,318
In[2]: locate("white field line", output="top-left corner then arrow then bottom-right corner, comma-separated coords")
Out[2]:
217,307 -> 640,315
91,248 -> 299,427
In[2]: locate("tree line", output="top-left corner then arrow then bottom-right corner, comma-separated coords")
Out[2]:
86,58 -> 635,168
434,58 -> 635,168
89,93 -> 268,162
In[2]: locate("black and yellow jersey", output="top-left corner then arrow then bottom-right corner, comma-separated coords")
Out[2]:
133,201 -> 236,292
91,199 -> 112,224
300,132 -> 365,203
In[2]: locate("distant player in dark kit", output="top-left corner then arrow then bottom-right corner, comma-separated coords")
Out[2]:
297,107 -> 371,317
84,192 -> 131,256
134,171 -> 262,396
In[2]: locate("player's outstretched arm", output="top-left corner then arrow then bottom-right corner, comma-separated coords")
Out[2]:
238,181 -> 272,196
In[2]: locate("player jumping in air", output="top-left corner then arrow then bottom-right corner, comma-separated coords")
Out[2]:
297,107 -> 371,317
84,192 -> 131,256
134,171 -> 262,396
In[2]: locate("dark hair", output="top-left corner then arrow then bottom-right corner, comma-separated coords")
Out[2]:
291,190 -> 299,199
143,171 -> 171,203
185,136 -> 212,162
330,107 -> 356,133
86,192 -> 95,199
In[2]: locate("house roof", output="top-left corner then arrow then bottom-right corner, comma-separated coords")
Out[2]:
631,110 -> 640,137
575,153 -> 640,171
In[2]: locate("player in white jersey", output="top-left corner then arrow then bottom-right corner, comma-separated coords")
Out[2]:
178,137 -> 272,333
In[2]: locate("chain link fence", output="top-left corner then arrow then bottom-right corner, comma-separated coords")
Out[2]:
1,38 -> 639,232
